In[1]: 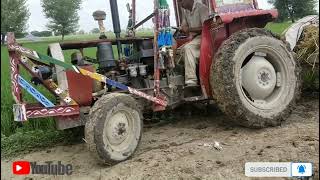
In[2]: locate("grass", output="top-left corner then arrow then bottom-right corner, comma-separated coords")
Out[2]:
265,21 -> 293,35
17,31 -> 153,44
1,23 -> 291,157
1,128 -> 84,158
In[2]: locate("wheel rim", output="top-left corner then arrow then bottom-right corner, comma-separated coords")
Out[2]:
105,109 -> 134,152
238,46 -> 289,110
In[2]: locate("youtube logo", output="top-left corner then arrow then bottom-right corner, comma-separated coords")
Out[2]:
12,161 -> 30,175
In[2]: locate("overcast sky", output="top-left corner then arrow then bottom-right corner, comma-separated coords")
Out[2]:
26,0 -> 316,32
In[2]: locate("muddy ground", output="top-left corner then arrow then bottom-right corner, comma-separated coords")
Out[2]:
1,96 -> 319,180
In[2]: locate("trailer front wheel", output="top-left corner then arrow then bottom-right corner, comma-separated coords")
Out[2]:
85,93 -> 142,164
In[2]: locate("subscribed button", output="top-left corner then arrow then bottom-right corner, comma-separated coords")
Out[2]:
292,163 -> 313,177
245,162 -> 291,177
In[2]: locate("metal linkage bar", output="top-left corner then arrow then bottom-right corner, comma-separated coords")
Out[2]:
79,68 -> 168,107
153,0 -> 160,99
20,56 -> 78,106
8,44 -> 74,70
8,44 -> 168,107
18,75 -> 55,108
7,33 -> 81,122
133,12 -> 155,30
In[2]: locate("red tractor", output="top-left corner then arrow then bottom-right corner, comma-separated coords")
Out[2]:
7,0 -> 300,164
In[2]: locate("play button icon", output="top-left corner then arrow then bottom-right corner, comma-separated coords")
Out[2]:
16,165 -> 22,171
12,161 -> 30,175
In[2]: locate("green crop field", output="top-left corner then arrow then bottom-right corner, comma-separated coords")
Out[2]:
1,23 -> 292,157
265,21 -> 293,35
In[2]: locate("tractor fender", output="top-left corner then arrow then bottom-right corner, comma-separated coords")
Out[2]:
219,9 -> 278,24
199,10 -> 279,97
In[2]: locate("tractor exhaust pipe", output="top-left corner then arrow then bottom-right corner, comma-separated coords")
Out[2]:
109,0 -> 121,38
109,0 -> 122,58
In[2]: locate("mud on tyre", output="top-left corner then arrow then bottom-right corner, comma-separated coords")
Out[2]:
210,28 -> 301,128
85,93 -> 143,164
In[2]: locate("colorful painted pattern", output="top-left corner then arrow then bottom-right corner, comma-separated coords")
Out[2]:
10,56 -> 21,103
26,106 -> 79,118
78,68 -> 106,82
8,44 -> 73,70
128,87 -> 167,107
44,79 -> 78,105
18,75 -> 55,108
8,44 -> 38,58
10,44 -> 168,107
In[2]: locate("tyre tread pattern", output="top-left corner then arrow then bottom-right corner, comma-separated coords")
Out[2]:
85,93 -> 143,165
210,28 -> 301,128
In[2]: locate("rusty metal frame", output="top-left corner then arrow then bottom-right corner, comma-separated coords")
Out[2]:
7,28 -> 169,121
7,32 -> 80,121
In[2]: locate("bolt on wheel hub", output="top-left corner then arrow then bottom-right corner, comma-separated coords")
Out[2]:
106,111 -> 130,145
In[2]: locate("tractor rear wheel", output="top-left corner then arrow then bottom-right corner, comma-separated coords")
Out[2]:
210,28 -> 300,128
85,93 -> 143,164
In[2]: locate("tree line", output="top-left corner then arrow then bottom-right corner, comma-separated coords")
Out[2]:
268,0 -> 318,22
1,0 -> 82,43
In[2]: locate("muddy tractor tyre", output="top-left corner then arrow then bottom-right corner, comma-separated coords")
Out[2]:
210,28 -> 300,128
85,93 -> 143,164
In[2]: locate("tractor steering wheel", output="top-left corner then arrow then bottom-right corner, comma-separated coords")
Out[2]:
172,27 -> 188,40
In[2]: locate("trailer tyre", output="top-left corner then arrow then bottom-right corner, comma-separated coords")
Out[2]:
210,28 -> 301,128
85,93 -> 143,164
